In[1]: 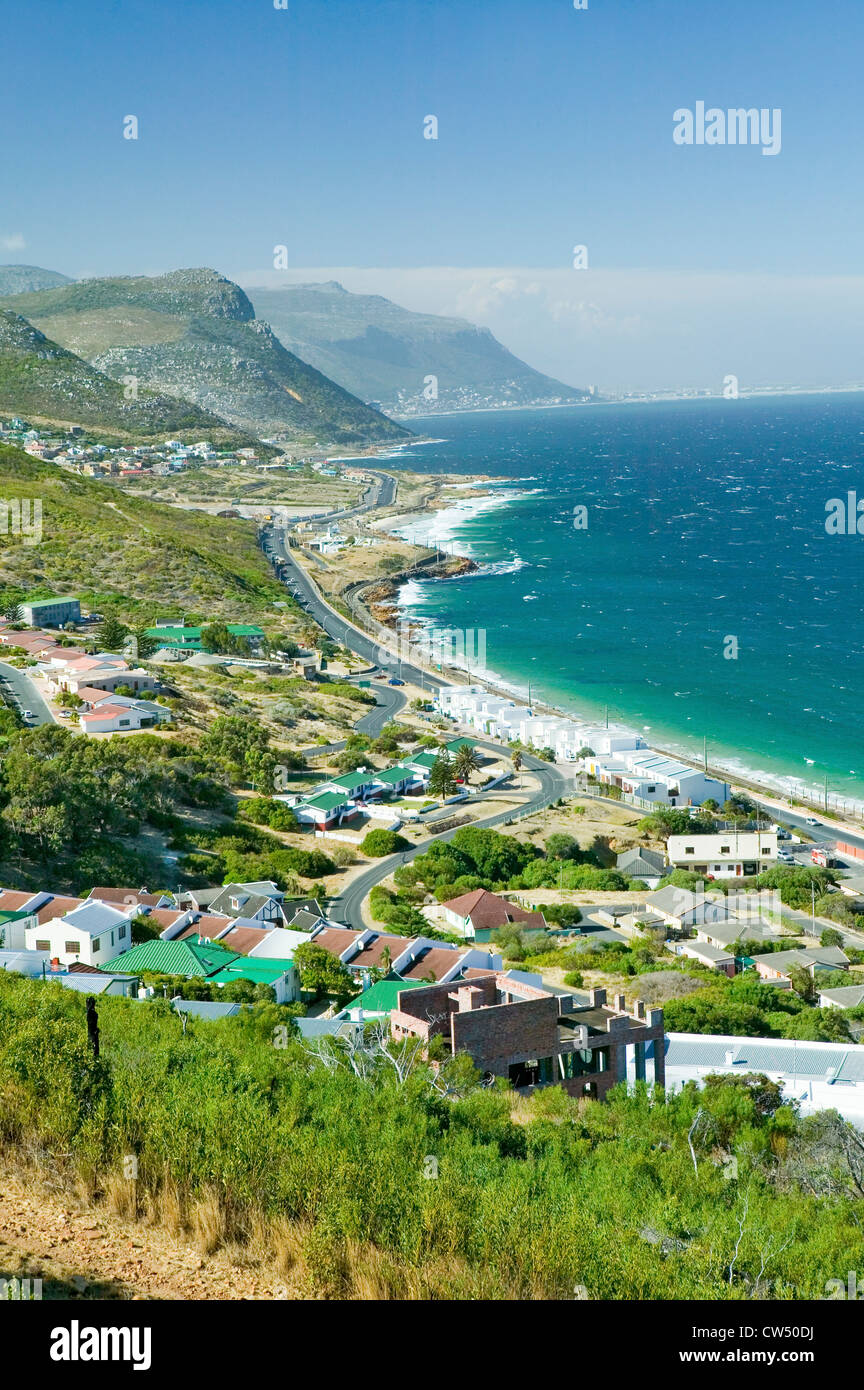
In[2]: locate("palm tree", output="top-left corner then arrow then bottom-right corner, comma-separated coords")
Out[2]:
453,743 -> 481,785
512,751 -> 523,790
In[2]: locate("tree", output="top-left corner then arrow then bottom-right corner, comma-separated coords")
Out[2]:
512,751 -> 523,787
99,614 -> 128,651
820,927 -> 845,948
453,743 -> 481,784
293,942 -> 354,999
428,752 -> 457,799
545,833 -> 581,861
4,602 -> 22,623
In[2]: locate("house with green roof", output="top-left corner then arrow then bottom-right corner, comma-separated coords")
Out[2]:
112,938 -> 241,979
445,737 -> 480,755
207,956 -> 299,1004
145,623 -> 265,653
337,976 -> 425,1020
369,766 -> 419,796
289,789 -> 357,829
403,750 -> 438,779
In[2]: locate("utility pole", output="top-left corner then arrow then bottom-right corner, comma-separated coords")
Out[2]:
824,772 -> 829,814
703,735 -> 708,774
604,705 -> 609,730
811,881 -> 816,935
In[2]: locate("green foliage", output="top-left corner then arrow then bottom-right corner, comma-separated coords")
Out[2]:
0,968 -> 860,1300
360,828 -> 411,858
293,943 -> 354,999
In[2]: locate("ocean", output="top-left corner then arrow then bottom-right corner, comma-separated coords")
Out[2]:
379,395 -> 864,812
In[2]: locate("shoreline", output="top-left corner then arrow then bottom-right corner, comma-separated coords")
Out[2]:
355,472 -> 864,827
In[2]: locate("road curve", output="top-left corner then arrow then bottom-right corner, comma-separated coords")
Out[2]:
0,659 -> 55,727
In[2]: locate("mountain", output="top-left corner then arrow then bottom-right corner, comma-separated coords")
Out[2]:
243,280 -> 589,415
0,265 -> 72,296
0,310 -> 258,447
0,270 -> 410,444
0,443 -> 287,624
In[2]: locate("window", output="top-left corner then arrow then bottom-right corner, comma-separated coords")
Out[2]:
761,847 -> 771,855
35,939 -> 50,952
647,785 -> 656,794
64,940 -> 80,954
720,846 -> 731,854
684,846 -> 695,855
118,923 -> 127,939
92,938 -> 101,953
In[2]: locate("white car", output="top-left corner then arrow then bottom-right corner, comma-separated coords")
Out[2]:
805,817 -> 819,826
22,709 -> 33,719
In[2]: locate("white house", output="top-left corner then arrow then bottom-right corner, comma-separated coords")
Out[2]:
25,900 -> 137,967
666,831 -> 777,879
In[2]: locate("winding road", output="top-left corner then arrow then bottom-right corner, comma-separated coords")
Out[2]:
0,659 -> 54,726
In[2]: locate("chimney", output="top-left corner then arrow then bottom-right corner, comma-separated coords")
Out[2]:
589,988 -> 607,1007
456,985 -> 482,1012
614,993 -> 627,1013
634,999 -> 646,1020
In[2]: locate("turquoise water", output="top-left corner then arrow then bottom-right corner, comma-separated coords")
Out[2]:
385,396 -> 864,810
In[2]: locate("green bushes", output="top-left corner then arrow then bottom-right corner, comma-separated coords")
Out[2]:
0,969 -> 861,1299
360,828 -> 411,857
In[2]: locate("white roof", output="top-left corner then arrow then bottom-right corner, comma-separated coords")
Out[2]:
52,901 -> 133,936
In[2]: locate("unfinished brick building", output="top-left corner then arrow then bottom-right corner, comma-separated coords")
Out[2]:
390,975 -> 665,1099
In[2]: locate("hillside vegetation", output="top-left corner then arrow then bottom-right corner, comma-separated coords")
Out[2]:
0,443 -> 287,623
0,968 -> 861,1299
0,270 -> 411,443
0,311 -> 256,446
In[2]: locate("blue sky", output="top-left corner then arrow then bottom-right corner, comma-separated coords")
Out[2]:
3,0 -> 864,389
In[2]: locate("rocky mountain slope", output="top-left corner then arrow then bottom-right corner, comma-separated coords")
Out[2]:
245,279 -> 588,415
0,310 -> 256,446
0,270 -> 410,444
0,264 -> 72,296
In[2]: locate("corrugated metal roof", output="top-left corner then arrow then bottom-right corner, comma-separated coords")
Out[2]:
665,1032 -> 864,1083
113,939 -> 240,977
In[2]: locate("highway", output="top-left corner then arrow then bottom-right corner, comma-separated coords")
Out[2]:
268,523 -> 446,692
0,659 -> 55,727
330,749 -> 567,929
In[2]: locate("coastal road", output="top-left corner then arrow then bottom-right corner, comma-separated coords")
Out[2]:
0,659 -> 54,727
299,682 -> 407,759
270,524 -> 447,692
750,798 -> 864,857
330,749 -> 568,930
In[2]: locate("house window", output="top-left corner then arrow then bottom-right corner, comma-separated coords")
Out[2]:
118,924 -> 127,939
761,847 -> 771,855
647,785 -> 656,794
92,938 -> 101,953
35,939 -> 50,951
64,941 -> 79,954
720,846 -> 731,854
684,846 -> 695,855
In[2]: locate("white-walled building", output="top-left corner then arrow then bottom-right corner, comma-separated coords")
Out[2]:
25,900 -> 137,967
666,831 -> 778,879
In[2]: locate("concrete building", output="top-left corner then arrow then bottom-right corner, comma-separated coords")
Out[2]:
666,831 -> 778,879
21,596 -> 81,628
391,980 -> 665,1100
662,1032 -> 864,1125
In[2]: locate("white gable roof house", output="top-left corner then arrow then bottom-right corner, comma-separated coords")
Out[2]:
25,900 -> 136,967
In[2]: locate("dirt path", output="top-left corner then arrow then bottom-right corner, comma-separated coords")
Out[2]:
0,1166 -> 294,1300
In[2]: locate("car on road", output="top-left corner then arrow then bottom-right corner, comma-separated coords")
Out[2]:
805,817 -> 820,826
777,850 -> 795,864
58,709 -> 71,718
388,677 -> 405,686
22,709 -> 33,720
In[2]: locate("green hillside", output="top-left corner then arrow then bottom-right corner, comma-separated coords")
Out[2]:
246,279 -> 589,414
0,269 -> 411,444
0,443 -> 289,625
0,310 -> 259,447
